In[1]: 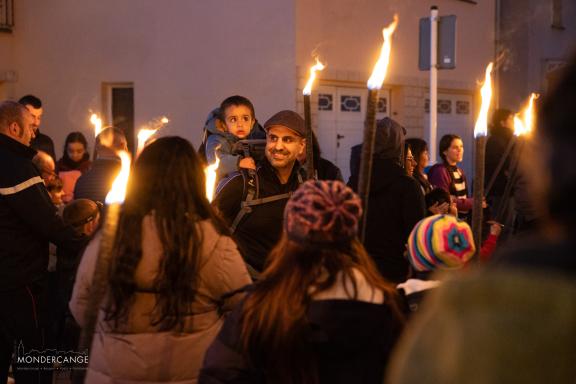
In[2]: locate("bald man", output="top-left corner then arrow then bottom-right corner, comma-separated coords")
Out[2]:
32,150 -> 57,185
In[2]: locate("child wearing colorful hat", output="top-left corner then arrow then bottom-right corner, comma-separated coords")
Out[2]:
398,214 -> 476,314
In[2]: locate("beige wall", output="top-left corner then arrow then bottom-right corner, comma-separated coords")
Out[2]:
0,32 -> 16,100
3,0 -> 296,153
295,0 -> 495,130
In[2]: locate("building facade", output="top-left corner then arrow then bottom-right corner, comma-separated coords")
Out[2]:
0,0 -> 498,180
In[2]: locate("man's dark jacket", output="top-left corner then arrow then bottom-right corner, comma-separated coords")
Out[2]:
485,128 -> 515,198
73,157 -> 120,203
0,134 -> 85,292
213,159 -> 302,272
349,148 -> 425,283
30,130 -> 56,161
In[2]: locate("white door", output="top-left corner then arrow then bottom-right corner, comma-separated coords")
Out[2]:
316,86 -> 390,182
423,93 -> 474,179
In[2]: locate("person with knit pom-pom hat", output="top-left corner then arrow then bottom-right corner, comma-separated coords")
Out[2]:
397,214 -> 476,314
201,180 -> 405,384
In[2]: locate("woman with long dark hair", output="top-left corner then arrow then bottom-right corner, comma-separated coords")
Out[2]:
405,138 -> 432,194
56,131 -> 92,202
70,136 -> 251,383
200,180 -> 404,384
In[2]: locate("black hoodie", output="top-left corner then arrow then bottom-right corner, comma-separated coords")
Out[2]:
348,118 -> 425,283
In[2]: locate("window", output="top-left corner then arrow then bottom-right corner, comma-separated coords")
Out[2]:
0,0 -> 14,33
318,94 -> 333,111
552,0 -> 564,29
102,83 -> 135,154
340,95 -> 361,112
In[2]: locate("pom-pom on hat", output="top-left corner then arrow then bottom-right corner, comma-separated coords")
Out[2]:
284,180 -> 362,245
407,214 -> 476,271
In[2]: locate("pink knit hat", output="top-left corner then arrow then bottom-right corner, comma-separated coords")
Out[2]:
284,180 -> 363,245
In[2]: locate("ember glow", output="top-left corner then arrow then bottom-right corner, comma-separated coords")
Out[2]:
303,57 -> 326,96
204,155 -> 220,203
105,151 -> 131,204
367,14 -> 398,90
473,62 -> 494,138
90,113 -> 103,138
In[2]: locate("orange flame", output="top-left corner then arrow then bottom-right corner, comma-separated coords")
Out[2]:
513,114 -> 527,137
303,57 -> 326,95
90,113 -> 102,138
522,93 -> 540,134
136,116 -> 170,156
367,14 -> 398,90
473,62 -> 494,138
137,129 -> 158,156
105,151 -> 131,204
204,155 -> 220,203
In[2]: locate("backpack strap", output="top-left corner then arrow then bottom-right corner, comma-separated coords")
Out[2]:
230,169 -> 257,233
229,166 -> 305,233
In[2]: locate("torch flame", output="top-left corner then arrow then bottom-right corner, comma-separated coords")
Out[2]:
137,128 -> 158,156
513,114 -> 527,137
473,62 -> 494,138
303,57 -> 326,96
522,93 -> 540,134
136,116 -> 171,155
105,150 -> 131,205
204,156 -> 220,203
367,14 -> 399,90
90,113 -> 103,138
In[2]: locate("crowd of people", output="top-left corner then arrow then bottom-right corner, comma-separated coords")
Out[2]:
0,50 -> 574,383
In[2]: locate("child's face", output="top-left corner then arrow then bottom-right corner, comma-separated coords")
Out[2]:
223,105 -> 254,139
67,141 -> 86,162
82,212 -> 100,236
50,190 -> 64,205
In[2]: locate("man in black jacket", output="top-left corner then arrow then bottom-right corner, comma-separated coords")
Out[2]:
348,117 -> 425,283
214,110 -> 305,274
0,101 -> 86,383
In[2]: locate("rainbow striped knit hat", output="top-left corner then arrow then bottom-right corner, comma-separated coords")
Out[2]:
407,214 -> 476,271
